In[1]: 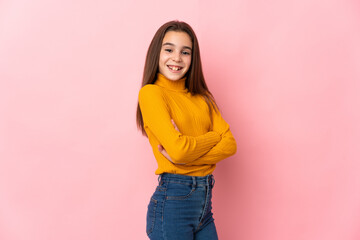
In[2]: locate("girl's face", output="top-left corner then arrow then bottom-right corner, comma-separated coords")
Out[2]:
158,31 -> 192,81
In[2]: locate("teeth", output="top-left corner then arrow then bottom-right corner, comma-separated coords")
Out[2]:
169,66 -> 180,71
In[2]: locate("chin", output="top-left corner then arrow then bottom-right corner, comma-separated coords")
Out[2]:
169,76 -> 183,81
165,73 -> 185,81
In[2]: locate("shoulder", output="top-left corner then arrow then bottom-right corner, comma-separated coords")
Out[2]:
138,84 -> 166,102
139,84 -> 163,95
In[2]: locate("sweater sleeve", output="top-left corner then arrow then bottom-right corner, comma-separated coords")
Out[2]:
187,106 -> 237,165
138,85 -> 221,164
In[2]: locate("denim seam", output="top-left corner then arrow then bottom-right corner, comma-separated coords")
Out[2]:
196,184 -> 210,231
147,198 -> 157,236
162,179 -> 169,240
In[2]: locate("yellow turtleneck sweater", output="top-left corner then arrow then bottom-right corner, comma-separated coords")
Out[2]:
138,73 -> 237,176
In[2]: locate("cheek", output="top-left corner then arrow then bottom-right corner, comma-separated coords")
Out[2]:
160,53 -> 169,62
159,55 -> 164,65
185,58 -> 192,68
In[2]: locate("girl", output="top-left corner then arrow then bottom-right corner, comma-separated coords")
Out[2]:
136,20 -> 237,240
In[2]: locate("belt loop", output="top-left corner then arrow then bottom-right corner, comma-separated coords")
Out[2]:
158,174 -> 162,185
192,176 -> 196,189
212,175 -> 215,187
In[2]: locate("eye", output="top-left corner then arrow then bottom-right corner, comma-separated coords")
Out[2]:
164,49 -> 172,53
182,51 -> 191,55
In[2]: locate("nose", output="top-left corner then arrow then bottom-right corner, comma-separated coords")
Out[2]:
172,51 -> 182,62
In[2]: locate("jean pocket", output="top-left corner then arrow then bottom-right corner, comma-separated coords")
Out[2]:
166,182 -> 196,200
146,197 -> 157,236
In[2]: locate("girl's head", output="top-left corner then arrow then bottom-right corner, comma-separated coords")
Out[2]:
158,30 -> 192,81
137,20 -> 218,136
142,20 -> 205,90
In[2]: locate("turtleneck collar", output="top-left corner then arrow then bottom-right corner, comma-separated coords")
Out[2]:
154,73 -> 188,92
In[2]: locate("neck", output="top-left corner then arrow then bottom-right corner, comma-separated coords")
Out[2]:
154,73 -> 187,92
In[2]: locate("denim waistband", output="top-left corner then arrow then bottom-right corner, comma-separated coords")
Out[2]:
159,173 -> 215,187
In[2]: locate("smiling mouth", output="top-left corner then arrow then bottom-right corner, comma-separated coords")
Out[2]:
167,65 -> 183,71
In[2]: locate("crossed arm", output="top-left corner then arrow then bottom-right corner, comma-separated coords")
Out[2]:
139,85 -> 222,164
158,109 -> 237,166
139,85 -> 236,166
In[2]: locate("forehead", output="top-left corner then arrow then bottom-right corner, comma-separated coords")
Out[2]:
162,31 -> 192,48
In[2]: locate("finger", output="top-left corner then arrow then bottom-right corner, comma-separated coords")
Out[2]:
158,146 -> 172,162
171,119 -> 179,131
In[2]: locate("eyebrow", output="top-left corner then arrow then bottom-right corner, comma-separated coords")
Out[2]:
162,42 -> 192,51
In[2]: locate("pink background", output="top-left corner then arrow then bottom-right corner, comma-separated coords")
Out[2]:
1,0 -> 360,239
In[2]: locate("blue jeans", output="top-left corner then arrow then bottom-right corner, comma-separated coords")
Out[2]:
146,173 -> 218,240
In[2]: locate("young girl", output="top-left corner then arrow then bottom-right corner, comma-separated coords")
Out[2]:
136,20 -> 237,240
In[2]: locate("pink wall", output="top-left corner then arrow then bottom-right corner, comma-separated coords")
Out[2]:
1,0 -> 360,239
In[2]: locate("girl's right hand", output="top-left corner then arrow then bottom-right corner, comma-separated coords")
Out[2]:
158,144 -> 173,162
158,119 -> 184,164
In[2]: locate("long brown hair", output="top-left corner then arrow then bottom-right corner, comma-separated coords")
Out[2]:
136,20 -> 219,136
